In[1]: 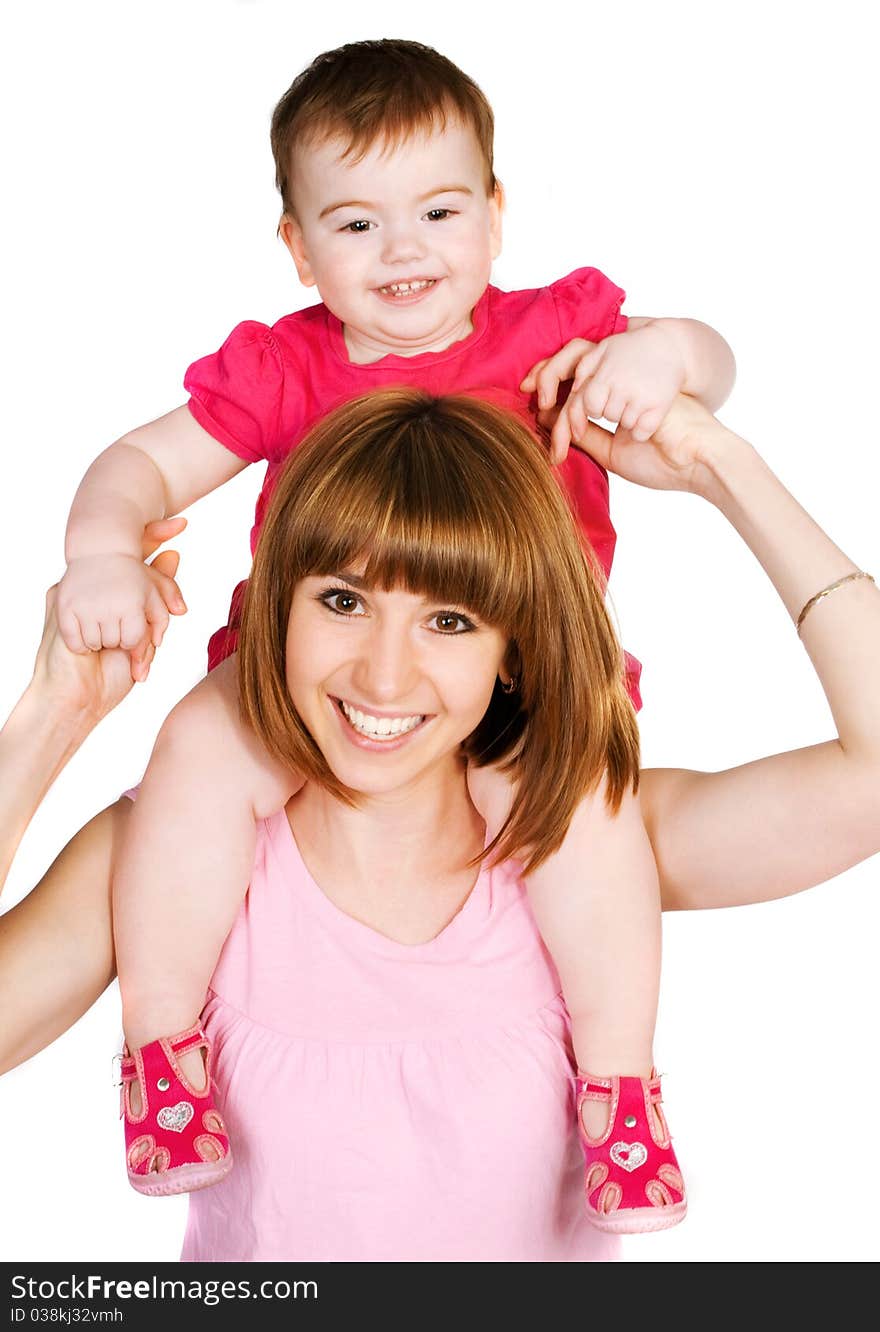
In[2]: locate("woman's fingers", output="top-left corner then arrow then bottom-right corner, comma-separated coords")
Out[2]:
150,549 -> 181,581
572,419 -> 615,470
141,516 -> 187,560
129,639 -> 156,684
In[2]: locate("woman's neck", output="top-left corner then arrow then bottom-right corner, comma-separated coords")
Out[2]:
286,758 -> 486,945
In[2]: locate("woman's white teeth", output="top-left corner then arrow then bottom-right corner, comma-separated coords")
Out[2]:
380,279 -> 434,295
341,701 -> 423,738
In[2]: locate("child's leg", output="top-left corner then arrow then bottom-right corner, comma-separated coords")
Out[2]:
525,784 -> 662,1140
113,656 -> 298,1102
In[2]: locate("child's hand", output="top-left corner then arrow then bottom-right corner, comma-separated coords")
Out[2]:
33,535 -> 185,724
521,326 -> 686,464
57,526 -> 187,667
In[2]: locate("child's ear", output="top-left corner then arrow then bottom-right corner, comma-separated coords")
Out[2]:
489,180 -> 504,261
279,215 -> 316,287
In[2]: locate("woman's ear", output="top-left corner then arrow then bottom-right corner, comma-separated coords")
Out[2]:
499,641 -> 521,691
279,214 -> 316,287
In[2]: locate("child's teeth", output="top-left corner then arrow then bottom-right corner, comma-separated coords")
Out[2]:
382,280 -> 433,295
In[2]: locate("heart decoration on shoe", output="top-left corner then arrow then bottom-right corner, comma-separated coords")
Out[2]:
610,1140 -> 648,1172
157,1101 -> 194,1133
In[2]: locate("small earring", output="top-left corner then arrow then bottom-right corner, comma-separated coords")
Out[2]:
501,676 -> 518,694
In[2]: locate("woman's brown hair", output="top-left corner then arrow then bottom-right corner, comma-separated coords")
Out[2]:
238,390 -> 639,873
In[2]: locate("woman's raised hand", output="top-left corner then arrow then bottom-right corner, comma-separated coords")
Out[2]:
565,394 -> 735,496
31,518 -> 187,726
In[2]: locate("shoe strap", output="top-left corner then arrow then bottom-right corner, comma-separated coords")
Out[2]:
118,1023 -> 208,1084
577,1071 -> 664,1104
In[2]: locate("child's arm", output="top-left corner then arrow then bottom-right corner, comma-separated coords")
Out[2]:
522,319 -> 736,463
60,405 -> 248,672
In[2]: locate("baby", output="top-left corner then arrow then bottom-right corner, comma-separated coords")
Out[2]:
58,39 -> 734,1231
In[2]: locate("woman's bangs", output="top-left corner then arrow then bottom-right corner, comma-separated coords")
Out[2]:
296,454 -> 523,629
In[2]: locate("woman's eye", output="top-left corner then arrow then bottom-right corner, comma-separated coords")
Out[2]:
321,590 -> 365,615
429,611 -> 474,634
342,219 -> 373,234
424,208 -> 453,222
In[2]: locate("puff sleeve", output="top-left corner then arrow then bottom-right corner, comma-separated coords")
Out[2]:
184,321 -> 288,464
549,267 -> 628,344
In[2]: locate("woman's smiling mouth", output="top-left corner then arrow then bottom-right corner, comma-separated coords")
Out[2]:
335,697 -> 429,746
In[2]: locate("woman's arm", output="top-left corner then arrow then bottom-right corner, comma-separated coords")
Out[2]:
0,525 -> 184,1073
574,398 -> 880,911
0,799 -> 126,1074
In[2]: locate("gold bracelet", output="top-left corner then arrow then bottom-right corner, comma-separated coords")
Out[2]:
795,571 -> 875,636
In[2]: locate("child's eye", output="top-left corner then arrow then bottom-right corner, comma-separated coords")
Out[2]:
319,589 -> 366,616
424,208 -> 454,222
341,219 -> 374,234
428,611 -> 475,634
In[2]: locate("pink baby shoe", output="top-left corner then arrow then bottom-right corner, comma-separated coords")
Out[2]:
576,1070 -> 687,1233
119,1023 -> 232,1196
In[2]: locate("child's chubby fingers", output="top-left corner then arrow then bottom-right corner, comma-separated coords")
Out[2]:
570,344 -> 605,391
56,608 -> 90,656
619,401 -> 642,432
119,610 -> 150,653
97,617 -> 122,651
77,617 -> 105,653
602,389 -> 629,426
580,378 -> 612,423
522,339 -> 595,407
557,395 -> 587,452
631,406 -> 665,442
145,592 -> 170,649
520,356 -> 549,395
548,402 -> 575,464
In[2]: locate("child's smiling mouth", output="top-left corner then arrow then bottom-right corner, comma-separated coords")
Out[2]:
375,278 -> 439,302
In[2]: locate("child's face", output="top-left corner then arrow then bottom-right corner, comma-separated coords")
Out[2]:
285,571 -> 508,800
281,119 -> 502,362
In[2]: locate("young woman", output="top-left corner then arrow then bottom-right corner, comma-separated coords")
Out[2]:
1,392 -> 877,1261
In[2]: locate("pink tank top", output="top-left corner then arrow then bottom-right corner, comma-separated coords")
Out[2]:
183,808 -> 619,1262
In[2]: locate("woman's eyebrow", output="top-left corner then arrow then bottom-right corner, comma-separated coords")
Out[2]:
329,571 -> 368,589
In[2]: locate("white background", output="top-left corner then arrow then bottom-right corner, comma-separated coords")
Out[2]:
1,0 -> 878,1264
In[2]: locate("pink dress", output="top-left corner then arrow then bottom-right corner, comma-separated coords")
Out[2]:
182,808 -> 619,1262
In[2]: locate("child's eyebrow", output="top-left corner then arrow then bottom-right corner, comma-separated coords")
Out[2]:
319,185 -> 474,220
319,199 -> 374,219
417,184 -> 474,201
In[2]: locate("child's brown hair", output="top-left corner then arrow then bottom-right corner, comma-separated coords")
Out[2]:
238,390 -> 639,873
270,39 -> 497,219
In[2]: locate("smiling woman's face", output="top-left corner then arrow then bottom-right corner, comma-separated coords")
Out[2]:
284,571 -> 510,798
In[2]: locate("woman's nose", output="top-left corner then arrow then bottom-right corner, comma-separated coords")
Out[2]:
352,622 -> 420,704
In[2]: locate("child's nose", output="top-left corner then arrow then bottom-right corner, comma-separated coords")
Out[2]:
380,223 -> 427,267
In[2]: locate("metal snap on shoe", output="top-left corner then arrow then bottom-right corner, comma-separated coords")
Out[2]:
624,1114 -> 637,1128
157,1077 -> 171,1091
